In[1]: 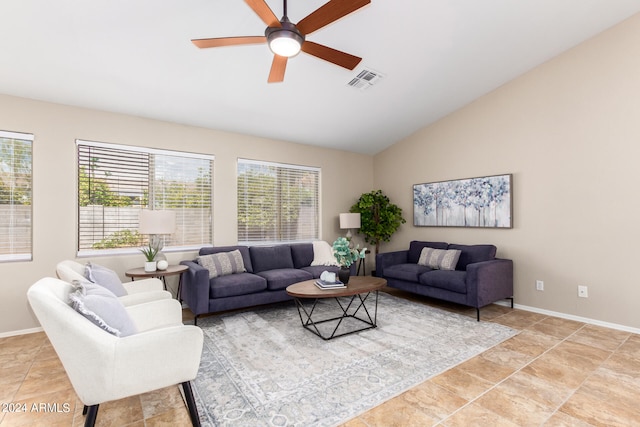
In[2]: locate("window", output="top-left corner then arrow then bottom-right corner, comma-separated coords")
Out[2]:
77,140 -> 213,255
237,159 -> 319,244
0,131 -> 33,262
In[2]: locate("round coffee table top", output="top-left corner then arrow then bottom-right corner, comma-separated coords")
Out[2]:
125,264 -> 188,278
286,276 -> 386,298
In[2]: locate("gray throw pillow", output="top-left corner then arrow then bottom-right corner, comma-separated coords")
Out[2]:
84,262 -> 127,297
417,247 -> 462,271
197,250 -> 246,279
68,280 -> 137,337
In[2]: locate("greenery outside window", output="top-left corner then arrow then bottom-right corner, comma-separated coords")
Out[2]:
237,158 -> 320,245
0,130 -> 33,262
77,140 -> 213,256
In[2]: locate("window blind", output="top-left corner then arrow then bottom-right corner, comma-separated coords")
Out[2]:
77,140 -> 213,255
0,131 -> 33,262
237,159 -> 319,244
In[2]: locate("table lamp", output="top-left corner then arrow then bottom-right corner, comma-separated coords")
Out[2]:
139,210 -> 176,260
339,213 -> 361,240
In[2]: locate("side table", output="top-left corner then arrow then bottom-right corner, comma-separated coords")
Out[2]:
357,249 -> 371,276
125,264 -> 188,299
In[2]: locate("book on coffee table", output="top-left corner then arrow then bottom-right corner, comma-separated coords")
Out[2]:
315,279 -> 346,289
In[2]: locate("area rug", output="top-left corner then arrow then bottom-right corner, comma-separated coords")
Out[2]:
192,292 -> 517,426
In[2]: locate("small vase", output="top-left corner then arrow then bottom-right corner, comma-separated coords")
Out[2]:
144,261 -> 157,272
338,267 -> 350,284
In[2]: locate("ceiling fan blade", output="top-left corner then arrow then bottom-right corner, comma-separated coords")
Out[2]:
191,36 -> 266,48
268,55 -> 288,83
297,0 -> 370,35
301,41 -> 362,70
244,0 -> 281,27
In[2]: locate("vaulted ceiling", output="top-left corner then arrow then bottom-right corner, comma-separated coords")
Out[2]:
1,1 -> 639,154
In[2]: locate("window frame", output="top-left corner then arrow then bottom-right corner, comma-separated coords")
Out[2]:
76,139 -> 214,257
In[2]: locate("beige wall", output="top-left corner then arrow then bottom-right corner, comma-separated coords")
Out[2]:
0,95 -> 374,334
374,14 -> 640,329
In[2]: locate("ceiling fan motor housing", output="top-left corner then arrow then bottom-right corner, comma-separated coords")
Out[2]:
265,18 -> 305,57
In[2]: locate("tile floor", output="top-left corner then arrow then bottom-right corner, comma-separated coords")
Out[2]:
2,288 -> 640,426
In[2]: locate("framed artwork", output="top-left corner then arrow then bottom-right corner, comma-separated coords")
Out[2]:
413,174 -> 512,228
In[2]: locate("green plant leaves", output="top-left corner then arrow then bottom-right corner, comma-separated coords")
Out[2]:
350,190 -> 406,254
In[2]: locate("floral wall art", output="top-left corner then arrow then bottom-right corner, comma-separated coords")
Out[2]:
413,174 -> 512,228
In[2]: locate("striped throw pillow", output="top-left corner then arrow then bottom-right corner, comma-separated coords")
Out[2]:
417,247 -> 462,271
197,250 -> 246,279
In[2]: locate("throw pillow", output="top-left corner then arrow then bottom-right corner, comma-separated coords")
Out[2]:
84,262 -> 127,297
68,280 -> 137,337
310,241 -> 339,266
418,247 -> 462,271
197,249 -> 246,279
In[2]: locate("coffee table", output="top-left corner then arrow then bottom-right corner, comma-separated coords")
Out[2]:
286,276 -> 386,340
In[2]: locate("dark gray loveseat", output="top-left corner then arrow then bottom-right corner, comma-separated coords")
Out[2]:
180,243 -> 353,324
376,240 -> 513,320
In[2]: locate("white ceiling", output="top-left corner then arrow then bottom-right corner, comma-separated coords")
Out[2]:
1,1 -> 639,155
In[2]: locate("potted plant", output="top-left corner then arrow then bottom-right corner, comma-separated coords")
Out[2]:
350,189 -> 406,256
332,237 -> 366,284
140,244 -> 159,272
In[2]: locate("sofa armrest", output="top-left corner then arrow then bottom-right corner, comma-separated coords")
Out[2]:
465,258 -> 513,308
122,278 -> 164,294
179,260 -> 210,316
126,298 -> 184,332
375,250 -> 409,277
118,290 -> 172,307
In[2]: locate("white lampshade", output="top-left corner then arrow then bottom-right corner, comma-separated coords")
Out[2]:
138,210 -> 176,235
339,213 -> 361,230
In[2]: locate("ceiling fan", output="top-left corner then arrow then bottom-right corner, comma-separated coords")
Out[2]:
191,0 -> 371,83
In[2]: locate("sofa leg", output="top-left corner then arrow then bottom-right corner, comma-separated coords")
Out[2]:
194,315 -> 199,326
182,381 -> 201,427
476,308 -> 480,322
508,297 -> 514,308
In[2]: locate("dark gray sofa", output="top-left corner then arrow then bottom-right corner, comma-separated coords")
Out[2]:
180,243 -> 353,324
376,240 -> 513,320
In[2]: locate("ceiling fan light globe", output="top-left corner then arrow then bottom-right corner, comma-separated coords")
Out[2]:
267,30 -> 303,57
269,37 -> 301,57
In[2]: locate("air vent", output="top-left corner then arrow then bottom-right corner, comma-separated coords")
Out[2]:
347,68 -> 384,91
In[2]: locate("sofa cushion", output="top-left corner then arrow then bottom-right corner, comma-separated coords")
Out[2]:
384,263 -> 433,282
199,246 -> 254,273
407,241 -> 449,264
84,262 -> 127,297
419,270 -> 468,294
290,243 -> 315,268
418,248 -> 461,271
250,245 -> 295,273
257,268 -> 313,291
300,265 -> 341,279
197,250 -> 246,279
448,244 -> 497,270
209,272 -> 267,298
68,280 -> 137,337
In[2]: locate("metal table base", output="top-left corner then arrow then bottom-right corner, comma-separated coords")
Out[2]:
292,290 -> 379,340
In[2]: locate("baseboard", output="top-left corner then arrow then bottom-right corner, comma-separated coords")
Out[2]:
4,304 -> 639,337
0,327 -> 43,338
493,300 -> 640,335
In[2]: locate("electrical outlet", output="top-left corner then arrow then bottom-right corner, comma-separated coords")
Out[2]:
536,280 -> 544,291
578,285 -> 588,298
